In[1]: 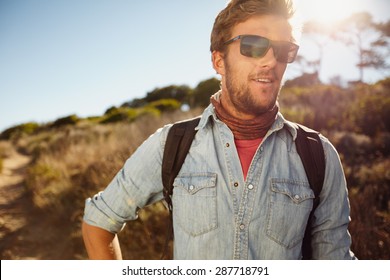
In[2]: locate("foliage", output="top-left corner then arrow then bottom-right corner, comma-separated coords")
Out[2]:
280,84 -> 352,131
100,107 -> 138,124
347,90 -> 390,136
0,122 -> 40,141
123,85 -> 192,108
284,72 -> 321,88
120,81 -> 219,111
341,11 -> 390,80
280,81 -> 390,137
100,100 -> 180,124
145,85 -> 191,104
147,99 -> 181,112
51,114 -> 80,128
301,12 -> 389,83
190,78 -> 221,108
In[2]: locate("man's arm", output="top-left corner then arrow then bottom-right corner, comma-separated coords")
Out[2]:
311,139 -> 356,259
82,221 -> 123,260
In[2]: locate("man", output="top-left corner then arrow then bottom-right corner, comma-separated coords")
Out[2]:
82,0 -> 355,259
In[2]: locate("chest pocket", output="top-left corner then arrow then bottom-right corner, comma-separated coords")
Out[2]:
266,179 -> 314,249
172,173 -> 217,236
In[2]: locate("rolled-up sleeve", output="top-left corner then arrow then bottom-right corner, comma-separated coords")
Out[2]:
83,125 -> 169,233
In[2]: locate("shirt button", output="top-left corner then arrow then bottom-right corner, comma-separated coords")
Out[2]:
234,182 -> 239,187
239,224 -> 245,230
248,184 -> 254,190
294,194 -> 300,200
189,185 -> 195,191
226,143 -> 230,147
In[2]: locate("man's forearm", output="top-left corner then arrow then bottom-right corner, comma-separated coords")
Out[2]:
82,221 -> 123,260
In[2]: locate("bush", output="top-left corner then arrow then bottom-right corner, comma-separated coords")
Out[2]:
191,78 -> 220,108
25,162 -> 65,209
101,108 -> 138,124
0,122 -> 40,140
347,90 -> 390,136
145,85 -> 191,103
51,115 -> 79,128
280,85 -> 351,131
349,180 -> 390,259
147,99 -> 180,112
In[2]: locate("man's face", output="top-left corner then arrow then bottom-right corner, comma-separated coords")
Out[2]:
213,15 -> 293,118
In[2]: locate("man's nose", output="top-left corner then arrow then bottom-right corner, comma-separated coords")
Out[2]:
258,47 -> 278,68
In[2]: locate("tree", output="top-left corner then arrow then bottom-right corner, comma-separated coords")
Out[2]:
376,19 -> 390,37
191,78 -> 220,108
145,85 -> 192,104
333,12 -> 389,82
300,20 -> 334,80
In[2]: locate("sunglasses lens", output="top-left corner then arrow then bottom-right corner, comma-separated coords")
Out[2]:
241,36 -> 270,58
240,35 -> 298,63
273,43 -> 299,63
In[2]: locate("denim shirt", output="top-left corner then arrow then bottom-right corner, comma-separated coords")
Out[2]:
83,104 -> 355,260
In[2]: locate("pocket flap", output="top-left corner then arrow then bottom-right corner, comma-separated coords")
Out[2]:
174,173 -> 217,195
271,179 -> 314,203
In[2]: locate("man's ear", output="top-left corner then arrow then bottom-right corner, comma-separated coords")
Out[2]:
212,51 -> 225,76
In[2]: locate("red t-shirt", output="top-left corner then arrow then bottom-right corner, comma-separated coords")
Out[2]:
234,138 -> 263,180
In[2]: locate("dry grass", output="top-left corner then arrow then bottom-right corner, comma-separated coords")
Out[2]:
13,109 -> 201,259
0,141 -> 13,174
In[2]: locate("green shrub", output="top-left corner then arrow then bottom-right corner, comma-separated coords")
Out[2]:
101,108 -> 138,124
347,91 -> 390,136
191,78 -> 220,108
25,163 -> 62,190
147,99 -> 180,112
145,85 -> 191,103
0,122 -> 40,140
138,107 -> 161,118
51,115 -> 79,128
25,163 -> 65,209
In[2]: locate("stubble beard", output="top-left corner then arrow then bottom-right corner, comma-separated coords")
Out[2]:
224,60 -> 280,117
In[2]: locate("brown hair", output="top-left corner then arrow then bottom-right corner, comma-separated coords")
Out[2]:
210,0 -> 295,53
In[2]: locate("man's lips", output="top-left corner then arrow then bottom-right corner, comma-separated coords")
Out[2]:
254,78 -> 272,83
251,76 -> 275,84
250,73 -> 275,84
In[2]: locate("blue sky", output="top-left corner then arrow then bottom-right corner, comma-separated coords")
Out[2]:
1,0 -> 389,132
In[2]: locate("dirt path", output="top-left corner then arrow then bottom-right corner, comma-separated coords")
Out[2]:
0,147 -> 35,259
0,146 -> 84,260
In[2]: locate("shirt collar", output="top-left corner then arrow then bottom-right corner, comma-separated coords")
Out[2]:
269,112 -> 299,140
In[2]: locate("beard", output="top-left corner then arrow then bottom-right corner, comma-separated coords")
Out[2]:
224,58 -> 281,117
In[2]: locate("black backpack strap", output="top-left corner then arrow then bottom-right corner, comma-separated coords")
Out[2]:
161,117 -> 200,259
294,123 -> 326,259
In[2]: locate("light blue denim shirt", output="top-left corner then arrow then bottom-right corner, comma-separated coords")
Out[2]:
83,102 -> 355,260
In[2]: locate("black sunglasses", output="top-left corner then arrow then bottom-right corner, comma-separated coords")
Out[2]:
224,35 -> 299,63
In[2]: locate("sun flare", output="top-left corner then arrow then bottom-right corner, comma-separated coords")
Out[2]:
294,0 -> 367,25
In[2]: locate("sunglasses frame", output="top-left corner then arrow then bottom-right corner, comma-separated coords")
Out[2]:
224,34 -> 299,63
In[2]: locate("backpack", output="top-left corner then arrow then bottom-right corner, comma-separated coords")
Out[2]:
161,116 -> 325,259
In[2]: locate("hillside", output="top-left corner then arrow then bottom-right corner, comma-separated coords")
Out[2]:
0,79 -> 389,259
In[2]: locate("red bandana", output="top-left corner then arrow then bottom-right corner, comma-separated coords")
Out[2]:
211,96 -> 278,140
